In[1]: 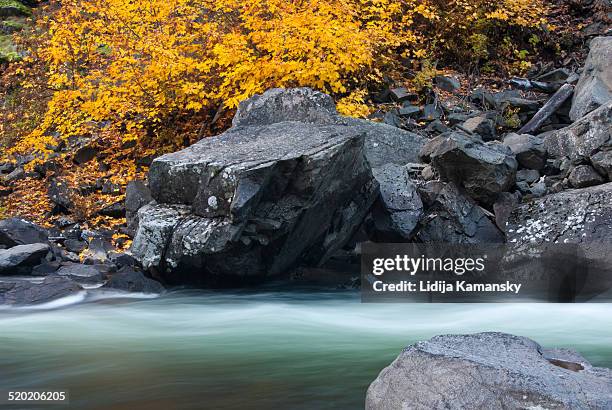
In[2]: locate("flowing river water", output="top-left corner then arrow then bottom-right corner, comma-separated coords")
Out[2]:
0,289 -> 611,409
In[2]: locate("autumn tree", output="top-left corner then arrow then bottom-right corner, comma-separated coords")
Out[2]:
12,0 -> 547,155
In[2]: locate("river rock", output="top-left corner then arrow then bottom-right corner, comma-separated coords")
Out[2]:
370,164 -> 423,240
0,276 -> 82,306
103,267 -> 164,293
570,36 -> 612,121
56,263 -> 108,284
0,243 -> 50,274
421,132 -> 517,205
366,332 -> 612,410
545,102 -> 612,179
133,88 -> 379,283
415,181 -> 503,243
0,218 -> 49,247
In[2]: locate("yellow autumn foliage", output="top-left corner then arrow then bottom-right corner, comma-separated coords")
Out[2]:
13,0 -> 546,154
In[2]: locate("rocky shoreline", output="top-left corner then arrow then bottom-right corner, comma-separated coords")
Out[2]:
1,35 -> 611,304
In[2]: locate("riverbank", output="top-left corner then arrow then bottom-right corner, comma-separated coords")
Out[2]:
1,291 -> 612,409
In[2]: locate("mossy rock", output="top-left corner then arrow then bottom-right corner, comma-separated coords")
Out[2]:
0,0 -> 31,18
0,18 -> 25,34
0,34 -> 20,63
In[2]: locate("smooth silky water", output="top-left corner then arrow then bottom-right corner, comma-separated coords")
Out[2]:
0,289 -> 611,409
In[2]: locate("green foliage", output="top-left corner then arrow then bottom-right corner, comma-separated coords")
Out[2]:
412,60 -> 438,90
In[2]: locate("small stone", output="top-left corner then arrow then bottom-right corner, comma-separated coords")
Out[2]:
460,116 -> 496,140
389,87 -> 417,103
434,75 -> 461,92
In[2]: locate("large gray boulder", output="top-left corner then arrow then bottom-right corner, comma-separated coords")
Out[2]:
507,183 -> 612,268
415,181 -> 504,244
0,243 -> 50,274
133,88 -> 396,283
0,276 -> 82,306
366,332 -> 612,410
570,36 -> 612,121
0,218 -> 48,247
421,132 -> 518,205
370,164 -> 423,240
545,102 -> 612,180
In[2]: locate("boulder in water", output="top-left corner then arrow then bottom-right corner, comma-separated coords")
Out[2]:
133,88 -> 388,284
366,332 -> 612,410
0,276 -> 82,306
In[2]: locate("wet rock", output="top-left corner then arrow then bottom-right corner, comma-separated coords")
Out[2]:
0,276 -> 82,306
108,251 -> 138,268
434,75 -> 460,92
545,101 -> 612,176
460,115 -> 496,140
31,261 -> 61,276
0,243 -> 50,274
134,88 -> 379,282
503,133 -> 547,170
421,132 -> 517,205
416,181 -> 503,244
570,36 -> 612,121
0,218 -> 49,247
370,164 -> 423,240
366,332 -> 612,410
569,165 -> 605,188
125,180 -> 153,235
73,146 -> 98,165
56,263 -> 108,284
103,267 -> 164,293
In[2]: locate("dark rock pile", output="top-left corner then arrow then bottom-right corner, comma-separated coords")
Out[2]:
0,217 -> 163,306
